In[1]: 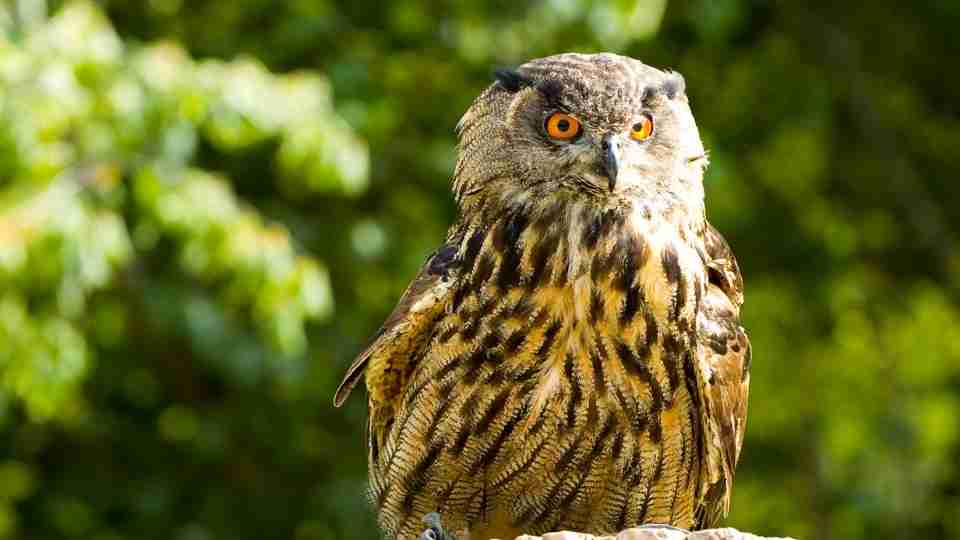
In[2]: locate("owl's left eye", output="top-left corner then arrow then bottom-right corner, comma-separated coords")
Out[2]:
545,112 -> 582,141
630,113 -> 654,141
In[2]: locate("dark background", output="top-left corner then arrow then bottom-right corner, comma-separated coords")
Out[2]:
1,1 -> 958,539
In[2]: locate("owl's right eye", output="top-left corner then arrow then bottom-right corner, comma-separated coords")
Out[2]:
545,112 -> 582,141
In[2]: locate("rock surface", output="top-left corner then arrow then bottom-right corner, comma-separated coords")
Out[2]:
509,527 -> 794,540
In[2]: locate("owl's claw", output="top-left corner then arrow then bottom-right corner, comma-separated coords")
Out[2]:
420,512 -> 458,540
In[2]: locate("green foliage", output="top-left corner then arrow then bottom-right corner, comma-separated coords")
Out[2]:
1,1 -> 958,539
0,4 -> 366,534
0,0 -> 367,417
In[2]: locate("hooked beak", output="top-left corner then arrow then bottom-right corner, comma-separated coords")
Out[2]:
600,134 -> 621,191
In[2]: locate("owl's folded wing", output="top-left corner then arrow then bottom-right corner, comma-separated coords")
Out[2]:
697,223 -> 751,526
334,244 -> 460,407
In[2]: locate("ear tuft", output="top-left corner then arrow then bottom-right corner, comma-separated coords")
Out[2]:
493,68 -> 526,92
662,72 -> 686,100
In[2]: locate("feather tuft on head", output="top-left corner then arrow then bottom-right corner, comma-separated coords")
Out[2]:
493,68 -> 527,92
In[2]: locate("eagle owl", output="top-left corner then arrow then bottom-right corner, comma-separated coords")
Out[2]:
335,53 -> 751,540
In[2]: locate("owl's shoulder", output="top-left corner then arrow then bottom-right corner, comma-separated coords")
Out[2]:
334,241 -> 461,407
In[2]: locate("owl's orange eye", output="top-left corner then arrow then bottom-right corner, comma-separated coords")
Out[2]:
631,114 -> 654,141
545,112 -> 581,141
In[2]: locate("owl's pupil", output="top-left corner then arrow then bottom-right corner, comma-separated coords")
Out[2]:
557,119 -> 570,131
633,123 -> 643,132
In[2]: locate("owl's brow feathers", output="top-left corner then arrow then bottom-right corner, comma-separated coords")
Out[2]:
493,67 -> 686,104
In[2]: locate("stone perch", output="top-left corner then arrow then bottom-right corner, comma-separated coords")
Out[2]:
508,528 -> 794,540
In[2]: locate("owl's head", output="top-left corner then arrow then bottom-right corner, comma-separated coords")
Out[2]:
453,53 -> 707,211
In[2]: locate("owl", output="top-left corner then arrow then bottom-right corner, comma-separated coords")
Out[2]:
335,53 -> 750,540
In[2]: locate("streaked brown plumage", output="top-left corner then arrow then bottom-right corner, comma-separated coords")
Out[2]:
335,53 -> 750,540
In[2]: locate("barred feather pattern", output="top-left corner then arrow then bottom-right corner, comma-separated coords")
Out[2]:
367,188 -> 721,539
335,53 -> 751,540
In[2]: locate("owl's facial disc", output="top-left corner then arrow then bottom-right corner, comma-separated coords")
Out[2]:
552,125 -> 654,195
588,131 -> 653,193
451,55 -> 706,207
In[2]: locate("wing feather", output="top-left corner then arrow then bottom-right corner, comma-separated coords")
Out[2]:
333,244 -> 459,407
696,222 -> 751,526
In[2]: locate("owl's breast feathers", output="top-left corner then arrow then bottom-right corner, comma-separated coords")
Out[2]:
335,196 -> 749,538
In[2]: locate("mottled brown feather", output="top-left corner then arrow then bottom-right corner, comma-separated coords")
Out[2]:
335,53 -> 750,540
334,244 -> 459,407
695,223 -> 750,526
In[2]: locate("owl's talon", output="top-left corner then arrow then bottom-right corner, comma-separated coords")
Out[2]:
420,512 -> 457,540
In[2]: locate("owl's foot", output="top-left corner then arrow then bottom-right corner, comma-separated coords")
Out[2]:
420,512 -> 458,540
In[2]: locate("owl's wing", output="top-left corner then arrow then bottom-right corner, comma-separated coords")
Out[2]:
334,243 -> 459,407
697,222 -> 751,526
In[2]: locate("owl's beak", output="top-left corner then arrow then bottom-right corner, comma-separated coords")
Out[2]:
600,135 -> 621,191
